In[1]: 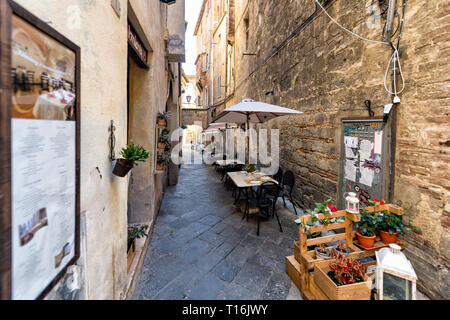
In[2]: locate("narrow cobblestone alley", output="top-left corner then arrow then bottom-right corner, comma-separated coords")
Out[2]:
133,162 -> 302,300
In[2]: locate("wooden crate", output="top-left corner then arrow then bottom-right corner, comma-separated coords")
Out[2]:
313,259 -> 372,300
287,204 -> 405,300
286,256 -> 303,292
294,241 -> 365,270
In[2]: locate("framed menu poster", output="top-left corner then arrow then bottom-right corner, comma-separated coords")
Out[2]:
0,1 -> 80,300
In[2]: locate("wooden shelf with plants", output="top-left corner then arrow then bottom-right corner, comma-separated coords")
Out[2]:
286,200 -> 411,300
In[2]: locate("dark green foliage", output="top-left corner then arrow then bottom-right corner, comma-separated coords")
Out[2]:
243,163 -> 256,173
378,211 -> 421,235
127,224 -> 148,251
121,141 -> 149,166
356,209 -> 378,237
157,111 -> 171,121
157,152 -> 171,166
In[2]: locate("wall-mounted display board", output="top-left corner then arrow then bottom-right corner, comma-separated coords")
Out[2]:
338,119 -> 390,210
0,0 -> 80,300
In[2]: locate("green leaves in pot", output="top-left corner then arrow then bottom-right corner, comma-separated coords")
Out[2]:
121,141 -> 149,166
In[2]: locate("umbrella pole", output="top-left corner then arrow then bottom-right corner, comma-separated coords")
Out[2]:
247,115 -> 250,165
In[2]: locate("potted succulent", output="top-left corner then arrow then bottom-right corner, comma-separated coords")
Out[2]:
158,134 -> 171,150
156,153 -> 170,171
355,209 -> 378,248
377,211 -> 421,244
113,141 -> 149,177
157,111 -> 171,127
315,243 -> 331,259
314,254 -> 371,300
332,242 -> 351,256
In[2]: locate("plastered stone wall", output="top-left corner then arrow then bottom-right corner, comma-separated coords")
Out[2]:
14,0 -> 129,299
12,0 -> 182,300
127,0 -> 170,226
233,0 -> 449,299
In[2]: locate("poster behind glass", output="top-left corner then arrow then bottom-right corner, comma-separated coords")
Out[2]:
11,14 -> 76,299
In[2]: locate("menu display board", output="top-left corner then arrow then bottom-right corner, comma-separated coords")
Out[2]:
0,1 -> 80,300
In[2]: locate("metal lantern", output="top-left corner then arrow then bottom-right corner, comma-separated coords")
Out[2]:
345,192 -> 360,214
186,95 -> 192,103
375,244 -> 418,300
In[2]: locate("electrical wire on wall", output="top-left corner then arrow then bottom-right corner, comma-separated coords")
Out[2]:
315,0 -> 406,102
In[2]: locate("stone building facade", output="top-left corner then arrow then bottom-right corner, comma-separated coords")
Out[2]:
201,0 -> 449,299
195,0 -> 235,124
1,0 -> 185,300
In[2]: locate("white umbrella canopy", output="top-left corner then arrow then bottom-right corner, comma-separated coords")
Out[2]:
213,99 -> 303,124
213,99 -> 303,164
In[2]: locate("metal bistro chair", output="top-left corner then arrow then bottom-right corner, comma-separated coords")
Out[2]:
245,181 -> 283,236
280,169 -> 298,215
273,166 -> 284,185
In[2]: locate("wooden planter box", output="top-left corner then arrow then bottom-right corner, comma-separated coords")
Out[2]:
314,259 -> 371,300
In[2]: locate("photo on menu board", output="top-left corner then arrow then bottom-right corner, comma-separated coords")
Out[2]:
11,14 -> 76,121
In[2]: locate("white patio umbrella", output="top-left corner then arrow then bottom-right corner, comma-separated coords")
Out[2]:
213,99 -> 303,164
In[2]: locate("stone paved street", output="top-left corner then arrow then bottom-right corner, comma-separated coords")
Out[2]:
133,162 -> 302,300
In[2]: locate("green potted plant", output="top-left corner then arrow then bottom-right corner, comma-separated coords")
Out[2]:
243,163 -> 256,174
298,199 -> 345,233
128,224 -> 148,252
127,224 -> 148,272
158,134 -> 171,150
377,212 -> 421,244
157,111 -> 171,127
156,152 -> 170,171
113,141 -> 149,177
355,209 -> 378,248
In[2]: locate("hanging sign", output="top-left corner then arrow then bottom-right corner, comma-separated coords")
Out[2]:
128,22 -> 149,68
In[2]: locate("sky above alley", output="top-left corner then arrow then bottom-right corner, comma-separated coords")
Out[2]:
182,0 -> 203,76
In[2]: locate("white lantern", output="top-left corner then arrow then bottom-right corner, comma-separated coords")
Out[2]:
345,192 -> 360,214
375,244 -> 418,300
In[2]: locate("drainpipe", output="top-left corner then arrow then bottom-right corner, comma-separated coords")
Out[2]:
385,0 -> 399,203
384,0 -> 398,40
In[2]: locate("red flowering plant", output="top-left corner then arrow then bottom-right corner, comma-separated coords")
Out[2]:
368,199 -> 385,206
328,254 -> 366,286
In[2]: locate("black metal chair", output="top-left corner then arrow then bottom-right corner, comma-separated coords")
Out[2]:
273,166 -> 284,185
245,181 -> 283,236
280,169 -> 298,215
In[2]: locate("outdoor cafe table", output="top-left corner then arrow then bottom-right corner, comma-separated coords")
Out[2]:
227,171 -> 278,213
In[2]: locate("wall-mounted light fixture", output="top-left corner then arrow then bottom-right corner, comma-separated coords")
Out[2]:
186,95 -> 192,103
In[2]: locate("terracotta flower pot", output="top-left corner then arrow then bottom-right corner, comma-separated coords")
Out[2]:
379,230 -> 399,244
157,119 -> 166,127
156,164 -> 164,171
113,158 -> 133,177
356,231 -> 376,248
158,142 -> 165,149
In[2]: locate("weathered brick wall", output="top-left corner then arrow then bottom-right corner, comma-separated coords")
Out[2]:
233,0 -> 449,299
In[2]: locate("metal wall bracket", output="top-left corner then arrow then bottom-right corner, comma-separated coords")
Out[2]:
109,120 -> 116,161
